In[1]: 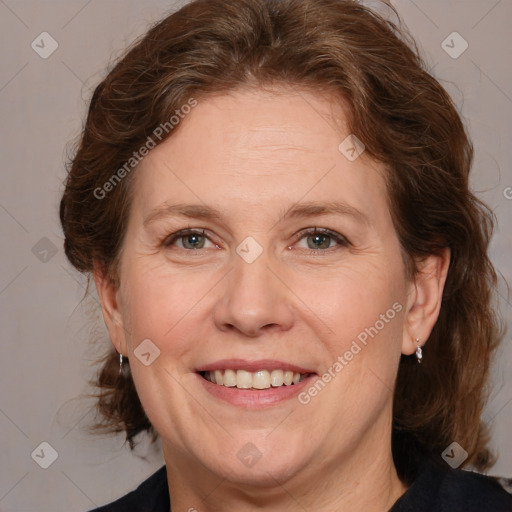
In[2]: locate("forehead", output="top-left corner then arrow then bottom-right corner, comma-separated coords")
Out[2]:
132,87 -> 389,226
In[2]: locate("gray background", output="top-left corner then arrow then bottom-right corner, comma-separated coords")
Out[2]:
0,0 -> 511,510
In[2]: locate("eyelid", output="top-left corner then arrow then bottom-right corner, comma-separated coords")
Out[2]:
163,228 -> 216,248
292,227 -> 351,249
162,227 -> 351,251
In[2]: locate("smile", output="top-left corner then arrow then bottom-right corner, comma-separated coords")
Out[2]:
200,369 -> 311,389
195,359 -> 317,407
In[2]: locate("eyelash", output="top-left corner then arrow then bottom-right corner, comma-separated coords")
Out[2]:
162,227 -> 350,253
293,227 -> 351,252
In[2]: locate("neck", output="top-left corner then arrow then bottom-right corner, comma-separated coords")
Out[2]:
163,415 -> 407,511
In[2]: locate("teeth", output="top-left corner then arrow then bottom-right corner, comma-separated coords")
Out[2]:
236,370 -> 253,389
252,370 -> 270,389
270,369 -> 284,387
223,369 -> 237,387
204,369 -> 308,389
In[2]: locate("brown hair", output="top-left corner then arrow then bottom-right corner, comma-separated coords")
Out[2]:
59,0 -> 501,480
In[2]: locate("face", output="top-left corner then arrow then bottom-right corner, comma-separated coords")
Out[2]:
97,86 -> 445,489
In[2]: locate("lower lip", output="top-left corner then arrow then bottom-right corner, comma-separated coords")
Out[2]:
197,373 -> 316,409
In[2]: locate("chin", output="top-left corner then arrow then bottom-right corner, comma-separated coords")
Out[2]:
212,454 -> 304,488
202,434 -> 309,486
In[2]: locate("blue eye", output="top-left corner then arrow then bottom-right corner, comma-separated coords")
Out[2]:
164,229 -> 215,250
163,227 -> 350,252
295,228 -> 350,251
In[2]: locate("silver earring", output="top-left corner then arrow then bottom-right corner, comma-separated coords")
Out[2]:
415,338 -> 423,364
119,353 -> 124,376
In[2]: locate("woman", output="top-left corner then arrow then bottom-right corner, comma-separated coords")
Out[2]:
59,0 -> 512,510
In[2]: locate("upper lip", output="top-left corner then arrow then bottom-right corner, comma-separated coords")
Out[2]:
195,359 -> 316,374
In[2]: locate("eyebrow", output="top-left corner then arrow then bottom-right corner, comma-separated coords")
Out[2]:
281,201 -> 368,225
143,200 -> 368,227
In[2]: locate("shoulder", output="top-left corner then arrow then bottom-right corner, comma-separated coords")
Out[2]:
88,465 -> 170,512
391,458 -> 512,512
438,465 -> 512,511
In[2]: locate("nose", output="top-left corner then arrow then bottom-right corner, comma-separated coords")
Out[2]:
213,250 -> 295,337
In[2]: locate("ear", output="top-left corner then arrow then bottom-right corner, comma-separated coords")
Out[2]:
93,267 -> 128,356
402,248 -> 450,355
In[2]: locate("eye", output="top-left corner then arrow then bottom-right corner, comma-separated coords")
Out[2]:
162,227 -> 349,252
163,229 -> 217,250
294,227 -> 350,251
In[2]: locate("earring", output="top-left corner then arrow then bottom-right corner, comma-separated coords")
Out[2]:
415,338 -> 423,364
119,353 -> 124,376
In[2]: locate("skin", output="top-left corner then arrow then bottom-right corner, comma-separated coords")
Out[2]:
95,86 -> 450,512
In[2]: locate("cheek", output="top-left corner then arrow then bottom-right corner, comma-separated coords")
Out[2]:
301,261 -> 404,343
310,272 -> 405,409
120,262 -> 219,356
305,268 -> 406,412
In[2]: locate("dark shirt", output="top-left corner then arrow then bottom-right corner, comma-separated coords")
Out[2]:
91,465 -> 170,512
90,460 -> 512,511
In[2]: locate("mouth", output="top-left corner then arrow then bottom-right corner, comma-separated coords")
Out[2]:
198,369 -> 312,390
195,360 -> 317,408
